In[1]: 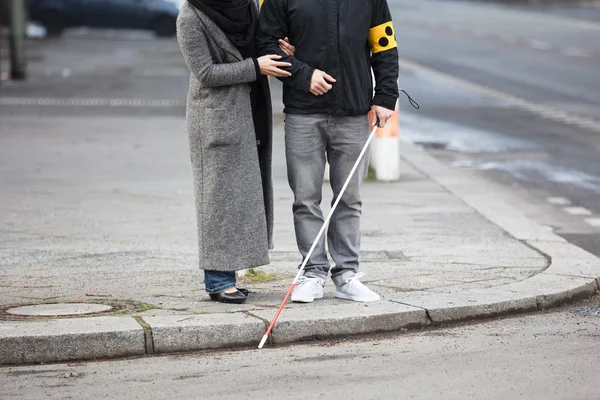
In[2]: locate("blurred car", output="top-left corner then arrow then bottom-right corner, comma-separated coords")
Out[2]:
165,0 -> 184,10
29,0 -> 180,37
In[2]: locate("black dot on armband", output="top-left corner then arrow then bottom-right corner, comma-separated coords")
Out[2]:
379,37 -> 389,47
385,26 -> 393,36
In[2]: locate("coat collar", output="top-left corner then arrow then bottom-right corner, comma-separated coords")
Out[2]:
189,0 -> 259,62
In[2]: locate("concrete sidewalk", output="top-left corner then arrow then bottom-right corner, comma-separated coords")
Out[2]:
1,113 -> 599,365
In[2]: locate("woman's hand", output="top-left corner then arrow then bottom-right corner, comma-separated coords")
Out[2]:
257,55 -> 292,77
278,37 -> 296,57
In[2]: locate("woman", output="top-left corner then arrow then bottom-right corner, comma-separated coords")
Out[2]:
177,0 -> 293,304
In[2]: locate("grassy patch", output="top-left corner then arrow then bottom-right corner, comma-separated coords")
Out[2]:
133,316 -> 152,331
134,304 -> 163,313
238,268 -> 287,283
364,165 -> 377,182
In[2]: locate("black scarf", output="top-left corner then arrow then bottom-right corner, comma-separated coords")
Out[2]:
188,0 -> 256,47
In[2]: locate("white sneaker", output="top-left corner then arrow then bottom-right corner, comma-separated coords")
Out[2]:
291,276 -> 325,303
335,272 -> 380,302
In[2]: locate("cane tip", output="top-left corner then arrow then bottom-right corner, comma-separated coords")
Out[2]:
258,334 -> 268,349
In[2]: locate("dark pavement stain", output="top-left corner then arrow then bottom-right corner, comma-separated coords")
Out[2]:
6,369 -> 69,377
174,374 -> 206,380
294,354 -> 373,362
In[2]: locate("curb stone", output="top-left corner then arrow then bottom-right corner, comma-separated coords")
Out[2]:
0,317 -> 145,365
499,273 -> 599,309
252,302 -> 428,344
389,289 -> 538,323
144,314 -> 266,353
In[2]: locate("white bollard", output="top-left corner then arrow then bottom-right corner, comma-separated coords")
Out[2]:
369,102 -> 400,182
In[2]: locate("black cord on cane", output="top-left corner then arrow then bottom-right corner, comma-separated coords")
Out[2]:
400,89 -> 420,110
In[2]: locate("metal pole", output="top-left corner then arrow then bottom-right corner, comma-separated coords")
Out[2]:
9,0 -> 27,80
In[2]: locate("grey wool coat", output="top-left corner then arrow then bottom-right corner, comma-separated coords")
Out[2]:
177,1 -> 274,272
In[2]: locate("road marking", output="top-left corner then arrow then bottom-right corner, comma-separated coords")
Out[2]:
448,25 -> 465,33
500,34 -> 518,44
529,40 -> 552,51
564,47 -> 593,58
401,18 -> 596,60
0,97 -> 185,107
585,218 -> 600,227
546,197 -> 572,206
539,14 -> 600,32
469,28 -> 489,38
397,58 -> 600,134
564,206 -> 593,216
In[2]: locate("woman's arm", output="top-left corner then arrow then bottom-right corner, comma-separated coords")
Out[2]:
177,11 -> 257,88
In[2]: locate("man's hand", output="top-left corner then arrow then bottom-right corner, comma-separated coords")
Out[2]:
278,37 -> 295,56
310,70 -> 336,96
371,105 -> 394,127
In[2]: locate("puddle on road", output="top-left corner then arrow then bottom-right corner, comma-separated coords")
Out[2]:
452,159 -> 600,194
401,113 -> 537,154
400,114 -> 600,195
572,307 -> 600,317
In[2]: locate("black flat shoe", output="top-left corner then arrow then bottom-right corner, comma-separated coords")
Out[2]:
237,287 -> 249,297
209,290 -> 246,304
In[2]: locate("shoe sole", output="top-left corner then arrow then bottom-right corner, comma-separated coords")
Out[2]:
335,291 -> 380,302
209,294 -> 247,304
291,293 -> 324,303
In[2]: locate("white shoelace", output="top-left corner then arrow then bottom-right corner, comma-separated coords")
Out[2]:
343,272 -> 365,286
297,276 -> 324,287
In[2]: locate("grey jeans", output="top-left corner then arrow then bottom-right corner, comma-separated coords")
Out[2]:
284,114 -> 370,286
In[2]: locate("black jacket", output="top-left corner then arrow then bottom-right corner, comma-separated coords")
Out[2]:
257,0 -> 399,116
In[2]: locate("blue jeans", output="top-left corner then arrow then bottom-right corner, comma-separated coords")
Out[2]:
204,270 -> 236,294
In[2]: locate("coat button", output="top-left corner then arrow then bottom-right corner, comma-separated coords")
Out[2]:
256,140 -> 261,146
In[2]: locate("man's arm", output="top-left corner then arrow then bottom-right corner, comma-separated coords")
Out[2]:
369,0 -> 400,113
256,0 -> 314,93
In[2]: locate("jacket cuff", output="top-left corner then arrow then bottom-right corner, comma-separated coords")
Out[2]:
372,94 -> 397,111
297,66 -> 314,93
252,58 -> 261,80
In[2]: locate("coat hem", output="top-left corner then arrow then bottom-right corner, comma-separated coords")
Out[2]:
199,255 -> 270,272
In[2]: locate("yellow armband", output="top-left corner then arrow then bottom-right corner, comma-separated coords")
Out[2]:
368,22 -> 397,54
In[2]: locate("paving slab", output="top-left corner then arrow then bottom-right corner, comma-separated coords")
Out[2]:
0,317 -> 144,365
527,240 -> 600,279
397,142 -> 565,243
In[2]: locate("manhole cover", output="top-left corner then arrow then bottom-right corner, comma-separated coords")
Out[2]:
6,303 -> 112,317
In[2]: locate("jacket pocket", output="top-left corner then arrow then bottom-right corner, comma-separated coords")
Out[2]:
202,108 -> 240,147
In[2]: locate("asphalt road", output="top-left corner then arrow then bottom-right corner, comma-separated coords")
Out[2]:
0,29 -> 188,117
2,296 -> 599,400
390,0 -> 600,257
